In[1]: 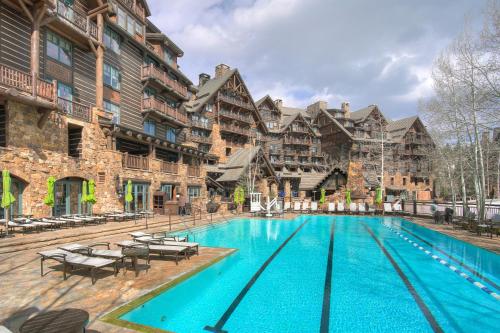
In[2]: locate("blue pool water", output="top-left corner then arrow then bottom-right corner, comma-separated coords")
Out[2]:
120,216 -> 500,332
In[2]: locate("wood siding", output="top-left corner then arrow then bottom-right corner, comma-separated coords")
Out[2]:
73,47 -> 96,106
0,4 -> 31,72
119,41 -> 144,131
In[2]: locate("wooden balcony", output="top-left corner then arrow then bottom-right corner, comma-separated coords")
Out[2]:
0,64 -> 57,103
114,0 -> 146,21
54,0 -> 98,40
160,161 -> 179,174
219,108 -> 253,124
122,153 -> 149,170
270,159 -> 284,165
220,123 -> 251,137
142,97 -> 188,126
187,134 -> 212,145
283,137 -> 312,145
218,93 -> 254,111
190,119 -> 212,130
57,97 -> 92,122
187,165 -> 201,177
141,64 -> 188,99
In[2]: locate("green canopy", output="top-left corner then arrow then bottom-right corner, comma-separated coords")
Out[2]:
81,180 -> 88,203
87,179 -> 96,204
375,187 -> 383,205
345,189 -> 352,206
234,186 -> 245,206
43,176 -> 56,207
125,180 -> 133,203
1,170 -> 15,209
319,188 -> 326,204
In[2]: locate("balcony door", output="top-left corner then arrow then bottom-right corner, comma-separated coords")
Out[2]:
125,182 -> 150,212
53,178 -> 82,216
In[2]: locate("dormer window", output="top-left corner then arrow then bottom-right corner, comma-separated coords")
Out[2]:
205,104 -> 213,112
164,49 -> 176,66
117,6 -> 143,38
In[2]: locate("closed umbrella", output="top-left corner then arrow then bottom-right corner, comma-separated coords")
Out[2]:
346,189 -> 352,206
2,170 -> 16,236
44,176 -> 56,208
81,180 -> 88,214
87,179 -> 96,215
375,187 -> 383,205
319,188 -> 326,204
125,180 -> 133,212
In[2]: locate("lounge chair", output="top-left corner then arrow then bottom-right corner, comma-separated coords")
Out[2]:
284,201 -> 291,212
358,203 -> 366,214
349,203 -> 357,214
0,325 -> 13,333
337,202 -> 345,214
310,202 -> 318,213
293,202 -> 302,212
383,203 -> 393,215
38,249 -> 119,284
301,201 -> 310,213
327,202 -> 335,213
58,243 -> 125,261
41,218 -> 68,228
133,236 -> 199,255
117,240 -> 189,264
366,203 -> 376,215
3,219 -> 37,233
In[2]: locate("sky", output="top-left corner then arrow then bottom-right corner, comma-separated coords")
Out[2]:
147,0 -> 489,119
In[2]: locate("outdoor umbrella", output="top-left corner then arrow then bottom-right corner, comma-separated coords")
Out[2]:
87,179 -> 96,215
319,188 -> 326,204
81,180 -> 88,214
44,176 -> 56,208
125,180 -> 133,212
2,170 -> 16,236
346,189 -> 352,206
375,187 -> 383,205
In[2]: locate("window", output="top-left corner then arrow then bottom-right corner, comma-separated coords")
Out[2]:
57,82 -> 73,114
68,125 -> 82,158
187,186 -> 200,201
104,100 -> 120,124
104,63 -> 120,90
226,147 -> 232,156
46,31 -> 72,66
143,87 -> 155,99
205,103 -> 213,112
403,177 -> 407,186
160,184 -> 174,200
166,127 -> 176,143
164,49 -> 175,66
143,120 -> 156,135
117,6 -> 142,37
117,7 -> 126,29
104,26 -> 120,54
390,177 -> 394,186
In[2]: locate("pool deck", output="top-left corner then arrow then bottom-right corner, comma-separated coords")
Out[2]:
0,212 -> 498,333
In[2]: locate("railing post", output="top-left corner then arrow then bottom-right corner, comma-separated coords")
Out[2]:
32,72 -> 37,97
52,80 -> 58,103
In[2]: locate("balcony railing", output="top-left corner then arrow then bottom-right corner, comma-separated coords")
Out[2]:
220,123 -> 251,136
0,64 -> 57,102
142,97 -> 188,125
55,1 -> 98,39
218,93 -> 254,111
283,137 -> 312,145
58,97 -> 92,122
160,161 -> 179,174
114,0 -> 146,21
219,108 -> 253,123
187,165 -> 201,177
141,64 -> 188,98
190,119 -> 212,130
187,134 -> 212,144
122,153 -> 149,170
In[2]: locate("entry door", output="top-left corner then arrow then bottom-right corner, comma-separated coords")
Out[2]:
54,180 -> 81,216
133,183 -> 150,212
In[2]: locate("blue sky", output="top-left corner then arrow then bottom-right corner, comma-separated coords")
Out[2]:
147,0 -> 488,119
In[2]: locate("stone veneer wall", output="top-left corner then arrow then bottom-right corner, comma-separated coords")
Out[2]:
0,102 -> 207,217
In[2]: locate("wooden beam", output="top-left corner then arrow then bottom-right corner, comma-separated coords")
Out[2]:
37,109 -> 51,129
16,0 -> 33,22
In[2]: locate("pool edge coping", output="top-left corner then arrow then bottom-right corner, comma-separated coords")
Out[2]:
100,247 -> 239,333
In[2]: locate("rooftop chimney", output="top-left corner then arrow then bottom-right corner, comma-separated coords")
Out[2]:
274,99 -> 283,108
199,73 -> 210,87
306,100 -> 327,118
341,101 -> 350,118
215,64 -> 231,79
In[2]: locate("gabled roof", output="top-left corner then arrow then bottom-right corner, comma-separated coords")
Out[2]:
255,95 -> 281,114
299,172 -> 330,190
350,105 -> 378,122
316,109 -> 354,139
216,147 -> 276,182
279,106 -> 311,119
280,112 -> 316,135
386,116 -> 420,141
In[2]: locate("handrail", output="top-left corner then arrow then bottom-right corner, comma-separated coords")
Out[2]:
141,64 -> 187,98
142,96 -> 188,125
0,65 -> 57,102
55,0 -> 98,39
57,97 -> 92,122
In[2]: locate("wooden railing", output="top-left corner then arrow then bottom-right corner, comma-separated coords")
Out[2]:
141,64 -> 187,98
115,0 -> 146,21
187,134 -> 212,144
160,161 -> 179,174
218,93 -> 254,111
0,64 -> 57,102
187,165 -> 201,177
142,97 -> 188,125
55,0 -> 98,39
57,97 -> 92,122
219,108 -> 253,123
122,153 -> 149,170
220,123 -> 251,136
283,137 -> 312,145
190,119 -> 212,130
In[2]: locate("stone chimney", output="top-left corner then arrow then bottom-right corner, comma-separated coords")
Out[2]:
341,101 -> 350,118
274,99 -> 283,108
306,100 -> 327,118
215,64 -> 231,79
199,73 -> 210,87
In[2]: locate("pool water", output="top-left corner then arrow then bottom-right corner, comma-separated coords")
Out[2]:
120,216 -> 500,332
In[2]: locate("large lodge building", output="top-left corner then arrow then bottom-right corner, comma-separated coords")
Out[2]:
0,0 -> 434,218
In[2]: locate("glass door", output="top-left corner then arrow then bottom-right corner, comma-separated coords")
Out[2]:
54,179 -> 82,216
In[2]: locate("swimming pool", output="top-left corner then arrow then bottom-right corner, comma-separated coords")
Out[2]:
115,216 -> 500,332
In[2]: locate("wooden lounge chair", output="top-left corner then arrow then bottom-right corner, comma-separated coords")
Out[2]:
293,202 -> 302,212
348,203 -> 357,214
117,240 -> 189,264
310,202 -> 318,213
393,202 -> 404,215
284,201 -> 291,212
337,202 -> 345,214
327,202 -> 335,213
358,203 -> 366,214
301,201 -> 310,213
38,249 -> 119,284
366,203 -> 376,215
383,203 -> 393,215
